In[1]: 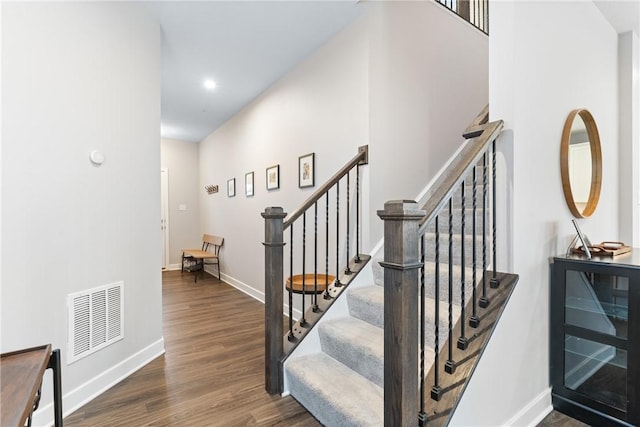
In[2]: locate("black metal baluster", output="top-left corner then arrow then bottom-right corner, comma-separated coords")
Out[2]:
445,199 -> 456,374
419,234 -> 427,426
313,202 -> 320,312
345,172 -> 352,275
479,153 -> 490,308
431,216 -> 443,401
490,140 -> 500,289
355,165 -> 361,263
288,226 -> 295,341
485,0 -> 489,33
458,181 -> 469,350
335,181 -> 342,287
301,212 -> 307,327
470,166 -> 480,328
324,192 -> 331,300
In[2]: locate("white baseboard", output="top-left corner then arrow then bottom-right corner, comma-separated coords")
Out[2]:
205,267 -> 302,320
503,387 -> 552,427
205,266 -> 265,303
163,263 -> 181,271
33,338 -> 165,427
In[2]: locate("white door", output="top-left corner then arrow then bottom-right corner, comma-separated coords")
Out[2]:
161,168 -> 170,269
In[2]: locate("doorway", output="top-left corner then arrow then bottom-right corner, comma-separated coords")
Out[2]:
161,168 -> 170,269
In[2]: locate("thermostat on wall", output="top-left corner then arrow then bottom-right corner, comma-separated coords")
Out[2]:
90,150 -> 105,166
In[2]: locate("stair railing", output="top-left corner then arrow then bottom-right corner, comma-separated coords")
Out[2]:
378,106 -> 506,426
262,145 -> 369,395
435,0 -> 489,34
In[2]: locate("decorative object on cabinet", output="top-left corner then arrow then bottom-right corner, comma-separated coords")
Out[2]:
550,251 -> 640,426
560,109 -> 602,218
227,178 -> 235,197
571,242 -> 632,257
568,219 -> 593,259
266,164 -> 279,190
245,172 -> 254,197
205,184 -> 218,195
298,152 -> 315,188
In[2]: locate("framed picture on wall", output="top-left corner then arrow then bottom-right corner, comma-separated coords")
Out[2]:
266,164 -> 280,190
227,178 -> 236,197
245,172 -> 254,197
298,153 -> 315,188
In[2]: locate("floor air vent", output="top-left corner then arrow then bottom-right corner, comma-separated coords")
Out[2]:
68,281 -> 124,364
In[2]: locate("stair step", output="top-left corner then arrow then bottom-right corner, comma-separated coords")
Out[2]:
423,232 -> 485,265
287,353 -> 384,427
348,285 -> 462,347
425,207 -> 487,234
348,285 -> 384,328
423,261 -> 479,304
319,317 -> 384,387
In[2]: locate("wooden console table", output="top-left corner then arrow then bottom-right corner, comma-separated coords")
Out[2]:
0,344 -> 63,427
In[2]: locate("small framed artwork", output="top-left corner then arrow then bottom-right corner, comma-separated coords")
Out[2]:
266,164 -> 280,191
227,178 -> 236,197
298,152 -> 315,188
245,172 -> 254,197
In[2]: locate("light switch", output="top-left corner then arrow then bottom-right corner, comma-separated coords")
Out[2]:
179,204 -> 187,211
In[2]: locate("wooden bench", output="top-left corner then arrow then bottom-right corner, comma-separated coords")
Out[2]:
181,234 -> 224,282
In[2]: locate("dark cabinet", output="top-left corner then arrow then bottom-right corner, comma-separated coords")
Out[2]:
550,252 -> 640,426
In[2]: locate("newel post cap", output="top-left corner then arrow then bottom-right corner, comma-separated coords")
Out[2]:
377,200 -> 425,221
261,206 -> 287,219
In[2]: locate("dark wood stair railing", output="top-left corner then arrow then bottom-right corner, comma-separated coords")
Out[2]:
262,145 -> 370,395
379,106 -> 519,426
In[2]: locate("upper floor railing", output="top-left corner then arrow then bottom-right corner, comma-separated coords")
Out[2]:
436,0 -> 489,34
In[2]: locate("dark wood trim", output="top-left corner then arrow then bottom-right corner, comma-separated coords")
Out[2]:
378,201 -> 426,427
262,207 -> 287,395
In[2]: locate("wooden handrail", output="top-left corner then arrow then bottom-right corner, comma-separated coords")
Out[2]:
283,145 -> 368,229
418,116 -> 503,235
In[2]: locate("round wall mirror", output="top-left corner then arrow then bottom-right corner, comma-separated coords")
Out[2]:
560,109 -> 602,218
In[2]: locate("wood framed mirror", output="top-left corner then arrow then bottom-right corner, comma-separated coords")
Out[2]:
560,109 -> 602,218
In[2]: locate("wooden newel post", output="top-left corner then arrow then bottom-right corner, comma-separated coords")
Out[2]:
377,200 -> 425,427
262,206 -> 287,395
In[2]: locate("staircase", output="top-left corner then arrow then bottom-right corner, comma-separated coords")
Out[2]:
286,170 -> 482,427
263,106 -> 519,426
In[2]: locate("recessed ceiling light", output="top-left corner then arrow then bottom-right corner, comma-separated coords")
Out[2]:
204,79 -> 217,90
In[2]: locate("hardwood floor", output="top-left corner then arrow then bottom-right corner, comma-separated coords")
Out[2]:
64,270 -> 321,427
62,270 -> 594,427
537,410 -> 590,427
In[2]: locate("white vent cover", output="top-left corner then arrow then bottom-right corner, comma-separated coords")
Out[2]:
67,281 -> 124,364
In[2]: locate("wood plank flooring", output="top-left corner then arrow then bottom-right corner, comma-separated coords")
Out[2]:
63,270 -> 592,427
537,410 -> 589,427
64,270 -> 321,427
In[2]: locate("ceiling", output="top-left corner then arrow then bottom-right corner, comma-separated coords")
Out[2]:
143,1 -> 364,143
595,0 -> 640,35
146,1 -> 638,144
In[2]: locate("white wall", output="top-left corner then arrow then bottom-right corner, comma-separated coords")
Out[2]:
161,138 -> 201,267
1,3 -> 163,425
368,1 -> 489,243
198,2 -> 488,301
618,31 -> 640,246
451,1 -> 620,425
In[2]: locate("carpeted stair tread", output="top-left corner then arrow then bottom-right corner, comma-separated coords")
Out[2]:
286,353 -> 384,427
348,285 -> 384,328
346,285 -> 461,347
423,232 -> 485,265
319,317 -> 384,387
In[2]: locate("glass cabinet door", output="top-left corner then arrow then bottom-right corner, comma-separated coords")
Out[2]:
563,270 -> 628,411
